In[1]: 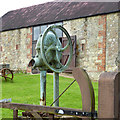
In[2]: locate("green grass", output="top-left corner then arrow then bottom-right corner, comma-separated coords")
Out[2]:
1,73 -> 98,118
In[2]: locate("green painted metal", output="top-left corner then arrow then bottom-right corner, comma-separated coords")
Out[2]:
28,25 -> 73,107
41,25 -> 73,73
40,71 -> 46,106
53,72 -> 59,106
29,25 -> 73,73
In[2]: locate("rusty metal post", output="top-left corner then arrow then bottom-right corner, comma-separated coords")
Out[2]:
13,109 -> 18,119
40,71 -> 46,106
53,72 -> 59,107
98,72 -> 120,119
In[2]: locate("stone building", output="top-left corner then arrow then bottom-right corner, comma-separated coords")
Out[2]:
0,2 -> 119,80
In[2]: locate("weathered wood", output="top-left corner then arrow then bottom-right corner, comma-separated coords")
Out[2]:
30,111 -> 43,119
48,114 -> 54,120
72,68 -> 95,120
0,102 -> 83,117
61,36 -> 76,73
13,109 -> 18,119
98,72 -> 120,119
72,68 -> 95,113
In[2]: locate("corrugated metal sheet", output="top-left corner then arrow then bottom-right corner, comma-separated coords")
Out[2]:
1,2 -> 120,32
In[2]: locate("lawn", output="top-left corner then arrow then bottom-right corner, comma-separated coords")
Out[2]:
1,73 -> 98,118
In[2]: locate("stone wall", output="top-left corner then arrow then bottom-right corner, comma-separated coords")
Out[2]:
63,13 -> 119,80
106,13 -> 119,72
0,12 -> 119,80
0,28 -> 32,72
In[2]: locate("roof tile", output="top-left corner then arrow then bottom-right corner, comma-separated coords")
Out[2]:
1,2 -> 120,31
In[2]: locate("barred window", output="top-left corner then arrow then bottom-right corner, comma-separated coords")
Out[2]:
33,26 -> 40,41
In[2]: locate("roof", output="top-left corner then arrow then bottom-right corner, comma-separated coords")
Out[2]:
1,2 -> 120,32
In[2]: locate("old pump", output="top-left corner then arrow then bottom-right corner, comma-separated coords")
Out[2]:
28,25 -> 73,106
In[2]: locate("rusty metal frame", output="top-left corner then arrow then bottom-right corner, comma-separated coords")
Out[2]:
72,68 -> 95,113
0,68 -> 14,81
0,64 -> 14,81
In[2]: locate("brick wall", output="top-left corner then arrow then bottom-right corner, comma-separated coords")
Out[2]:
63,13 -> 119,80
0,28 -> 32,72
97,15 -> 106,72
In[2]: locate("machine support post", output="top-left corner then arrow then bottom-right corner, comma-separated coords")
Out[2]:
40,71 -> 46,106
53,72 -> 59,107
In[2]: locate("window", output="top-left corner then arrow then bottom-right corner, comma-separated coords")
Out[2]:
33,26 -> 40,41
54,23 -> 63,38
33,22 -> 63,41
82,44 -> 85,51
41,25 -> 47,34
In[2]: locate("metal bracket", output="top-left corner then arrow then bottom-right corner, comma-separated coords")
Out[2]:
55,109 -> 97,118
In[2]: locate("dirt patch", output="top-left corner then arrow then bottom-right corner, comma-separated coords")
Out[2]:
47,73 -> 74,79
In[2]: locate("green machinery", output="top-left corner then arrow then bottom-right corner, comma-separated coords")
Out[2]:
28,25 -> 73,106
